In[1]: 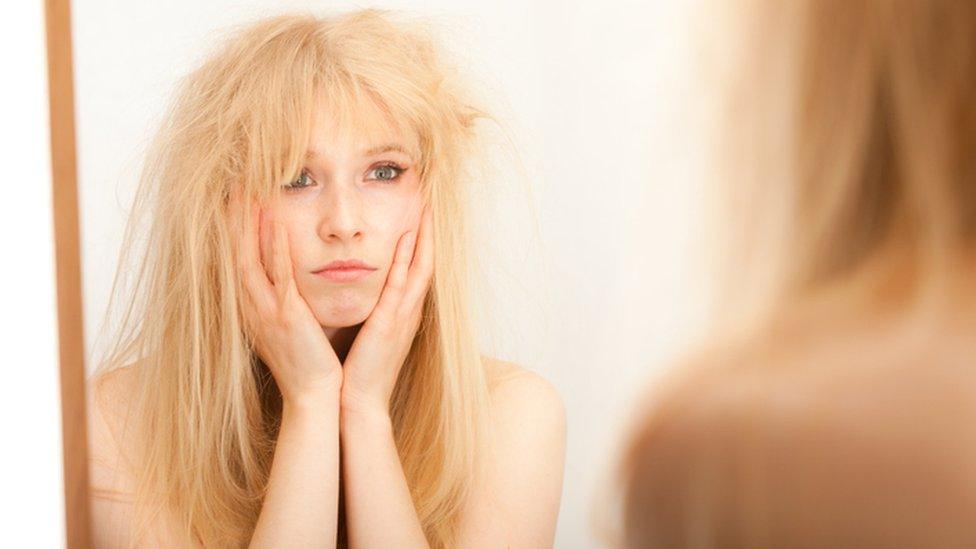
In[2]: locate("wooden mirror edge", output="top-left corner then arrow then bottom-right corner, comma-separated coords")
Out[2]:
45,0 -> 91,547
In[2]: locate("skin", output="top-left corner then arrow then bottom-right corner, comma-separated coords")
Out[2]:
87,95 -> 566,548
241,98 -> 566,548
237,96 -> 433,547
274,102 -> 425,338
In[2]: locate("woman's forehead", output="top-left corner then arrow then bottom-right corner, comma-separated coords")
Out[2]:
305,142 -> 417,163
308,91 -> 421,162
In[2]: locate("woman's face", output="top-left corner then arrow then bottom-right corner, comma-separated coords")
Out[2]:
269,98 -> 424,329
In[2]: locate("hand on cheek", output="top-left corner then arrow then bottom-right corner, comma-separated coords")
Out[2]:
340,205 -> 435,419
229,190 -> 342,406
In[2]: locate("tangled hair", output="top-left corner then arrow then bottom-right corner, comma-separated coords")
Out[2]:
92,9 -> 493,547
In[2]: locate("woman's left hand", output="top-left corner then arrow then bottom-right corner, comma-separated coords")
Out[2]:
340,206 -> 434,420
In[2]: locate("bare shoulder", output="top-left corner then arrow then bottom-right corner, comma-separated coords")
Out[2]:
90,364 -> 140,412
87,364 -> 144,548
623,329 -> 976,546
88,364 -> 143,448
88,362 -> 190,547
625,318 -> 976,479
86,366 -> 138,486
458,358 -> 565,545
482,357 -> 566,432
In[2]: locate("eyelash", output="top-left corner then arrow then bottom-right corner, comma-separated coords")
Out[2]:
282,163 -> 407,192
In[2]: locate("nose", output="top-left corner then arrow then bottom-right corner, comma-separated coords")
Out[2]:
317,183 -> 364,243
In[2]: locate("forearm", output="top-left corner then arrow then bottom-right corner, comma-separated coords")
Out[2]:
341,408 -> 429,548
250,390 -> 341,548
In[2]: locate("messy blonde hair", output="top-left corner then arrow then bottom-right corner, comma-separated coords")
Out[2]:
92,9 -> 491,547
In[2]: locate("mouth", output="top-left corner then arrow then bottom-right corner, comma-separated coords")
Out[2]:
312,259 -> 378,283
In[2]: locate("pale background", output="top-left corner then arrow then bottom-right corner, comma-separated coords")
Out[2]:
74,1 -> 714,546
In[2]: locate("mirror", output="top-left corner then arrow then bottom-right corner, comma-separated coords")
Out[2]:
70,1 -> 707,546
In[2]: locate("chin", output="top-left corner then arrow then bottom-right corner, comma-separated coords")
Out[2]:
310,294 -> 375,328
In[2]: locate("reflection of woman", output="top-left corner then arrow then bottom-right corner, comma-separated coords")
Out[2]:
619,1 -> 976,547
87,10 -> 565,548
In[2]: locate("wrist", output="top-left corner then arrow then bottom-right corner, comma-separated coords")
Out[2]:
341,409 -> 393,437
339,391 -> 391,427
283,383 -> 342,415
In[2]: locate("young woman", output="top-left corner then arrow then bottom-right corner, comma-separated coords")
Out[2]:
618,1 -> 976,547
87,10 -> 565,548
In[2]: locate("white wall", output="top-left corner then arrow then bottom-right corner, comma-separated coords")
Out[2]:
74,1 -> 713,546
0,2 -> 67,546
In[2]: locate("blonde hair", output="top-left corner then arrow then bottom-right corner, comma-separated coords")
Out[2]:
92,9 -> 492,547
708,0 -> 976,332
618,0 -> 976,546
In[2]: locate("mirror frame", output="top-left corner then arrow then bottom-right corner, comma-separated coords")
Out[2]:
45,0 -> 91,546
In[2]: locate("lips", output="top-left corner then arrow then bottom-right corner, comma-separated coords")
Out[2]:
312,259 -> 378,282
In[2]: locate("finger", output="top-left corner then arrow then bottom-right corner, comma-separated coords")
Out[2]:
393,229 -> 418,293
402,205 -> 434,309
228,189 -> 251,315
240,199 -> 275,313
270,214 -> 297,299
258,205 -> 274,280
373,229 -> 417,318
237,277 -> 262,340
409,205 -> 433,269
228,189 -> 271,338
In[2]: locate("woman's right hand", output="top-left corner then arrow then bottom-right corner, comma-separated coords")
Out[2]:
229,189 -> 342,406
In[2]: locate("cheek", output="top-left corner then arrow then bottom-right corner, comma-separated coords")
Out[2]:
280,216 -> 316,267
368,192 -> 423,252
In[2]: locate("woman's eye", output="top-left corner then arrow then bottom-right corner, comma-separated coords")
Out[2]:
283,170 -> 314,192
368,164 -> 405,182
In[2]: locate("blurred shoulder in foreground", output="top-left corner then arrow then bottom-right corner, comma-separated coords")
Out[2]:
621,294 -> 976,549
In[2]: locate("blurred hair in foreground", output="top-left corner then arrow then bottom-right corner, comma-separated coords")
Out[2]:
617,1 -> 976,547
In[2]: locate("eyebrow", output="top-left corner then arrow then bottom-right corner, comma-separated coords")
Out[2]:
305,143 -> 417,161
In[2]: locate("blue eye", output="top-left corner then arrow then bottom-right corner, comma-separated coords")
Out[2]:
283,169 -> 314,192
368,163 -> 405,182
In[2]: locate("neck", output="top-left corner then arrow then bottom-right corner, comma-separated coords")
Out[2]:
323,324 -> 362,363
